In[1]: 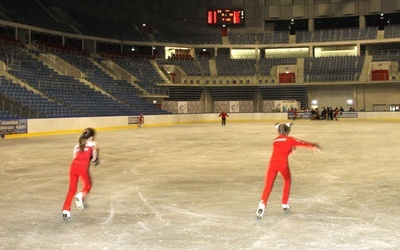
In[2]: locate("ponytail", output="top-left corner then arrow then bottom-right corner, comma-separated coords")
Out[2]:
78,128 -> 96,152
78,134 -> 87,152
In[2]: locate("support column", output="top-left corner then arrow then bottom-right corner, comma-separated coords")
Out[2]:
203,87 -> 213,113
308,19 -> 314,32
359,16 -> 366,29
254,88 -> 261,112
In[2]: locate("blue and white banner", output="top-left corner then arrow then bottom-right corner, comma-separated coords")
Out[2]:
0,119 -> 27,134
287,111 -> 311,119
339,112 -> 358,118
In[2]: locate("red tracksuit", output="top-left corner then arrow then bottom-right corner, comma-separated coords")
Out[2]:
62,141 -> 97,211
260,134 -> 316,206
219,111 -> 229,126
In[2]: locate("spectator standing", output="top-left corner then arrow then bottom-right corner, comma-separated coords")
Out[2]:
292,108 -> 298,121
334,107 -> 339,121
321,107 -> 327,120
328,107 -> 334,120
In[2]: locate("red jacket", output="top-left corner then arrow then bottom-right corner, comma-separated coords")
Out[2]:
219,112 -> 229,118
270,134 -> 316,163
71,141 -> 97,168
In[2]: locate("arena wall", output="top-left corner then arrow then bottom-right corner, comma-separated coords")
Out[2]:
5,112 -> 400,138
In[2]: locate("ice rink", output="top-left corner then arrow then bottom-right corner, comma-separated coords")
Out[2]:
1,120 -> 400,249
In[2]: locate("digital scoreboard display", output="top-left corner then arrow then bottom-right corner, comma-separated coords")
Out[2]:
207,9 -> 244,25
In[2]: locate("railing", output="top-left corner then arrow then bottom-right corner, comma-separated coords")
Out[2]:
0,97 -> 40,118
36,43 -> 89,57
37,80 -> 88,92
143,87 -> 170,96
304,73 -> 360,82
106,85 -> 143,96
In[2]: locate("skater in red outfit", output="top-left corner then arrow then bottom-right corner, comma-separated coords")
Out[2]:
256,123 -> 321,219
139,113 -> 144,127
62,128 -> 99,220
218,110 -> 229,126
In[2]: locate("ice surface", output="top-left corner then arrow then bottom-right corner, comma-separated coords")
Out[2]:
1,120 -> 400,249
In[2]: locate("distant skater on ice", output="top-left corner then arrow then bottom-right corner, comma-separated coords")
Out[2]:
218,110 -> 229,126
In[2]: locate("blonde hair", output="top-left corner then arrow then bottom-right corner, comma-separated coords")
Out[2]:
275,123 -> 292,135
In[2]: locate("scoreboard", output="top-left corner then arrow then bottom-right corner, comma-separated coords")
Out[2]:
207,9 -> 245,25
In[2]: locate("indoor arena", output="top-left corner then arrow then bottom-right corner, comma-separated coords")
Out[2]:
2,0 -> 400,249
1,120 -> 400,249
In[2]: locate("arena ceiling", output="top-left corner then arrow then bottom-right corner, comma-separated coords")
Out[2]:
39,0 -> 400,31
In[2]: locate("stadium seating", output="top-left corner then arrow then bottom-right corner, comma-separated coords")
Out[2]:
304,56 -> 365,82
154,31 -> 222,44
215,56 -> 257,76
228,32 -> 290,44
228,33 -> 257,44
166,87 -> 204,101
1,0 -> 399,117
384,25 -> 400,38
296,27 -> 378,43
2,43 -> 162,117
50,51 -> 169,115
111,56 -> 164,89
0,76 -> 80,118
208,87 -> 257,101
157,57 -> 209,76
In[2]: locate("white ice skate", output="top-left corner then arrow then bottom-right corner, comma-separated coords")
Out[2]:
74,192 -> 84,211
62,210 -> 71,220
282,204 -> 290,214
256,201 -> 266,220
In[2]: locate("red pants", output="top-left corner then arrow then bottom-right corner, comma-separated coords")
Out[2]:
260,161 -> 291,206
62,165 -> 91,211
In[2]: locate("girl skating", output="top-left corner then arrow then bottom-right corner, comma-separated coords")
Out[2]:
256,123 -> 321,219
62,128 -> 99,220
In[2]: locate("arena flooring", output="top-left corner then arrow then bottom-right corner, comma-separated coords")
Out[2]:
1,119 -> 400,249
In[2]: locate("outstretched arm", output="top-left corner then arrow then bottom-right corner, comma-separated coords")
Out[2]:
292,137 -> 321,150
91,145 -> 99,166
